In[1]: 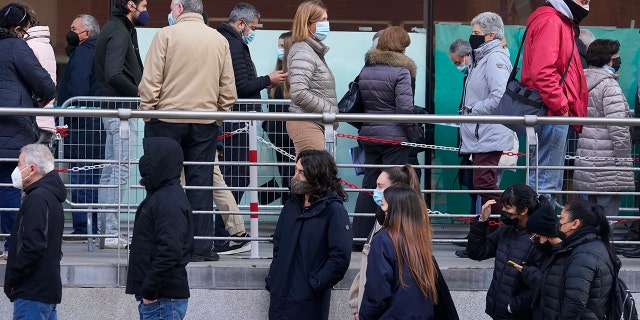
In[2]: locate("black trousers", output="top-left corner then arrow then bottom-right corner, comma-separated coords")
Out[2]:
352,144 -> 412,243
144,119 -> 218,255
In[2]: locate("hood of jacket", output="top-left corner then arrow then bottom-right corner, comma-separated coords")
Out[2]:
24,170 -> 66,202
365,49 -> 416,78
547,0 -> 573,20
303,36 -> 330,58
585,67 -> 617,91
25,26 -> 50,43
290,190 -> 344,219
139,137 -> 184,192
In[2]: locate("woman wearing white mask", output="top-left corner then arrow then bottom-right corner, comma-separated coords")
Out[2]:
348,164 -> 425,319
286,0 -> 336,154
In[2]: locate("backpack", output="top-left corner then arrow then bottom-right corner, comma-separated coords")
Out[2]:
589,272 -> 639,320
607,277 -> 639,320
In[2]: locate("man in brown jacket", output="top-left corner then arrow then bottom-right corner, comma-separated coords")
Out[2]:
138,0 -> 237,262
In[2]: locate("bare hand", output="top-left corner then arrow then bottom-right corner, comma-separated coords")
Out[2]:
268,70 -> 288,86
508,260 -> 523,272
142,298 -> 157,304
480,200 -> 496,222
354,314 -> 359,320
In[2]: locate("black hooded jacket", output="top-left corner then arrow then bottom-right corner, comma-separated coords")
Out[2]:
4,170 -> 66,303
94,8 -> 143,101
266,191 -> 353,320
125,137 -> 193,300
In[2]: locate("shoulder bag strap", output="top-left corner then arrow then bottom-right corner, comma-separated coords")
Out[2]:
558,35 -> 575,86
508,30 -> 527,82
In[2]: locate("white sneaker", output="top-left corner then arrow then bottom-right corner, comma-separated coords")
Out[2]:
103,236 -> 129,249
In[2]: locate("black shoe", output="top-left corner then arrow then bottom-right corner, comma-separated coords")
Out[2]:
455,249 -> 469,258
213,233 -> 251,255
622,247 -> 640,259
191,251 -> 220,262
614,243 -> 634,254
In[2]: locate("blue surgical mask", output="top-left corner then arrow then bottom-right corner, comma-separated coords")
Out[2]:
276,48 -> 285,61
457,64 -> 468,74
372,189 -> 384,207
167,12 -> 177,26
603,65 -> 616,74
243,29 -> 255,45
314,21 -> 330,41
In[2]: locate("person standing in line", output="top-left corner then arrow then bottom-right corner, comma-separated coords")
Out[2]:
139,0 -> 237,262
94,0 -> 148,249
459,11 -> 514,224
573,39 -> 633,219
521,0 -> 589,208
4,144 -> 65,319
126,137 -> 193,320
359,185 -> 438,320
23,10 -> 57,147
0,3 -> 56,259
351,26 -> 419,251
266,150 -> 352,320
213,3 -> 287,253
58,13 -> 104,239
287,0 -> 337,154
260,31 -> 296,206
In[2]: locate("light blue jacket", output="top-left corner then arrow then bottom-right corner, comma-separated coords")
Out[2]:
460,39 -> 514,154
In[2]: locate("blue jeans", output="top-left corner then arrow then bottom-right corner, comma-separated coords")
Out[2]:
138,299 -> 188,320
98,117 -> 138,235
0,161 -> 19,252
13,298 -> 57,320
70,163 -> 100,234
528,124 -> 568,208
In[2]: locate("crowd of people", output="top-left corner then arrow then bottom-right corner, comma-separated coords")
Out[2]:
0,0 -> 639,318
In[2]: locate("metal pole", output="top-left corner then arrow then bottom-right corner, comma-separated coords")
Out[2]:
248,119 -> 260,258
423,0 -> 435,208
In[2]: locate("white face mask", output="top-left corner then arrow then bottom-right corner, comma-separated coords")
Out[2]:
582,5 -> 590,11
11,166 -> 29,189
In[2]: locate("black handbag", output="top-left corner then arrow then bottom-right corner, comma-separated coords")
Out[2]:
338,75 -> 364,129
433,257 -> 459,320
495,30 -> 573,136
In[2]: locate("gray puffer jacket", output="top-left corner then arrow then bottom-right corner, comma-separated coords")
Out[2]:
358,49 -> 416,143
574,67 -> 633,192
288,37 -> 337,126
460,39 -> 514,154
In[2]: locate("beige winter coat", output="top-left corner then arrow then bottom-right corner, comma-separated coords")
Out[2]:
287,37 -> 337,127
573,67 -> 634,191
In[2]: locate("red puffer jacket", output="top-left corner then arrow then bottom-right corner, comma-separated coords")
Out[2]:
521,6 -> 588,132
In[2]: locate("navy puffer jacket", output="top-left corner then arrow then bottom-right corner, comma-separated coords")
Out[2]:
521,228 -> 615,320
0,28 -> 56,158
467,218 -> 543,319
358,49 -> 416,144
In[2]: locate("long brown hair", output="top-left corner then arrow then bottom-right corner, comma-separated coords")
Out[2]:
383,185 -> 437,303
270,31 -> 293,99
291,0 -> 326,43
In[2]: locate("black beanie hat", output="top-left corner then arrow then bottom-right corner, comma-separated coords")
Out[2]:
526,205 -> 559,237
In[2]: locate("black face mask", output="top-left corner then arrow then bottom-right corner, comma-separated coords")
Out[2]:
468,34 -> 486,50
532,238 -> 553,254
611,57 -> 621,72
564,0 -> 589,24
555,223 -> 567,240
66,30 -> 80,47
375,209 -> 387,225
501,211 -> 519,226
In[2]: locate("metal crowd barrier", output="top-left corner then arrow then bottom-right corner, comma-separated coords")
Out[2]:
0,96 -> 640,260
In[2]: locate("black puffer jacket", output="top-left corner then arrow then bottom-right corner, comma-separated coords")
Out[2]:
94,9 -> 143,101
358,49 -> 416,144
216,23 -> 269,110
521,228 -> 615,320
467,218 -> 543,319
0,28 -> 56,158
266,191 -> 353,320
4,170 -> 66,303
125,137 -> 193,300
